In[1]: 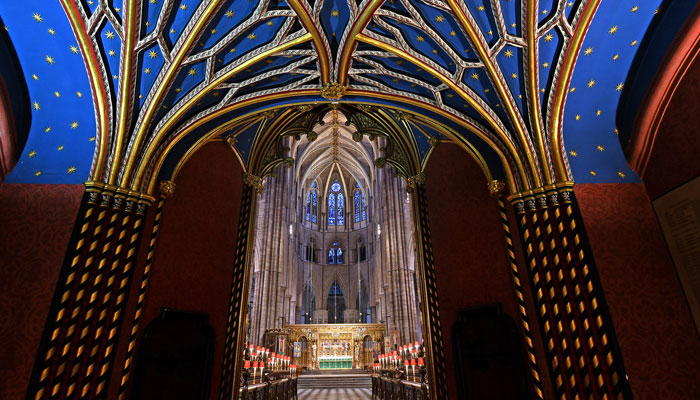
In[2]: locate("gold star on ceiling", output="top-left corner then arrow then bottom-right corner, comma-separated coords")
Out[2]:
435,16 -> 444,23
589,170 -> 597,176
450,31 -> 456,36
584,47 -> 593,55
67,166 -> 77,174
76,91 -> 82,97
542,62 -> 549,68
229,48 -> 236,53
630,40 -> 638,46
57,145 -> 64,151
332,10 -> 339,17
631,6 -> 639,13
54,91 -> 60,97
597,145 -> 605,151
225,10 -> 234,18
617,171 -> 626,179
48,28 -> 55,35
144,67 -> 151,74
609,26 -> 618,34
542,9 -> 547,15
575,114 -> 581,120
471,72 -> 479,80
570,87 -> 576,93
504,49 -> 513,58
45,127 -> 51,133
148,50 -> 158,58
105,30 -> 115,40
587,79 -> 595,88
544,33 -> 554,42
69,45 -> 79,54
416,36 -> 424,42
34,171 -> 42,176
33,102 -> 40,110
596,109 -> 602,116
211,28 -> 217,34
45,55 -> 55,64
28,150 -> 37,157
32,74 -> 39,80
616,83 -> 624,91
511,73 -> 517,79
188,68 -> 197,76
71,121 -> 79,129
33,13 -> 43,23
180,4 -> 187,11
109,49 -> 116,56
612,54 -> 619,61
569,150 -> 578,157
477,5 -> 485,12
248,33 -> 256,40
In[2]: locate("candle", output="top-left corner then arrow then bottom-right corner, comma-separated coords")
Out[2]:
404,359 -> 409,377
410,359 -> 416,381
253,361 -> 259,383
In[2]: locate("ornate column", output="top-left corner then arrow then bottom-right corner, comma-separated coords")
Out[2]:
410,179 -> 448,400
510,184 -> 632,399
26,182 -> 153,400
219,172 -> 260,400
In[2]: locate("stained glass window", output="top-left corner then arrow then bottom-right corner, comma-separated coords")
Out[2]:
312,190 -> 317,223
337,247 -> 343,264
354,190 -> 360,223
305,192 -> 310,221
328,193 -> 335,225
361,192 -> 366,221
328,248 -> 335,264
331,182 -> 341,192
337,193 -> 344,225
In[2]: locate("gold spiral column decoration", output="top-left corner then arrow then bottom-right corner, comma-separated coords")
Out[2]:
489,180 -> 544,400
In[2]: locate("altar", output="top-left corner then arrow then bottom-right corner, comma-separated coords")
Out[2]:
285,323 -> 385,370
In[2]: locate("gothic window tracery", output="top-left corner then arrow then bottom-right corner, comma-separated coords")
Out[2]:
328,180 -> 344,226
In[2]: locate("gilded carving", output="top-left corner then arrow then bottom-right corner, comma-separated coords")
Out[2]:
320,82 -> 346,100
487,180 -> 506,198
159,180 -> 176,198
243,172 -> 264,194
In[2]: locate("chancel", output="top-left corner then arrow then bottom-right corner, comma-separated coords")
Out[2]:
1,1 -> 700,400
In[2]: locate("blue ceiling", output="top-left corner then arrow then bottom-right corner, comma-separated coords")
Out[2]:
0,0 -> 692,188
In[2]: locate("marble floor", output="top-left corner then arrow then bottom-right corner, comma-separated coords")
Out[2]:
297,388 -> 372,399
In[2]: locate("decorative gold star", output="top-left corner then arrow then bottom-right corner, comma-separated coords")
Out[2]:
48,28 -> 55,35
612,54 -> 619,61
33,13 -> 43,23
76,91 -> 82,97
113,74 -> 118,79
542,9 -> 547,15
616,83 -> 624,91
477,5 -> 485,12
416,35 -> 424,42
569,150 -> 577,157
544,33 -> 554,42
511,73 -> 517,79
175,87 -> 181,92
105,30 -> 115,40
33,102 -> 40,110
54,91 -> 60,97
575,114 -> 581,120
57,145 -> 64,151
630,40 -> 638,46
150,0 -> 157,4
109,49 -> 116,56
584,47 -> 593,55
71,121 -> 79,129
596,109 -> 602,116
511,23 -> 516,28
89,136 -> 96,142
180,4 -> 187,10
45,127 -> 51,133
45,55 -> 55,64
471,72 -> 479,80
248,33 -> 256,40
587,79 -> 595,88
32,74 -> 39,80
210,28 -> 217,34
484,88 -> 490,93
28,150 -> 37,157
487,30 -> 493,36
144,67 -> 151,74
67,166 -> 77,174
332,10 -> 339,17
69,45 -> 79,54
617,171 -> 626,179
542,62 -> 550,68
267,21 -> 273,26
34,171 -> 43,176
225,10 -> 234,18
147,50 -> 158,59
596,145 -> 605,152
435,16 -> 444,23
631,6 -> 638,13
170,28 -> 176,34
570,87 -> 576,93
504,49 -> 513,58
609,26 -> 618,34
450,31 -> 456,36
188,68 -> 197,76
589,170 -> 597,176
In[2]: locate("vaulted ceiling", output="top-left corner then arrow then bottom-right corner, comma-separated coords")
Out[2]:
0,0 -> 680,194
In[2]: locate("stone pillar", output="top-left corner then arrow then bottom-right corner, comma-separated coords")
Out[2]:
313,309 -> 328,324
343,309 -> 359,323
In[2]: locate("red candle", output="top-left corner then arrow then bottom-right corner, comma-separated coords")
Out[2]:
418,358 -> 424,366
244,360 -> 251,369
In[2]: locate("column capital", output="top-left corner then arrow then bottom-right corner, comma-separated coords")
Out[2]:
487,180 -> 506,198
243,172 -> 264,194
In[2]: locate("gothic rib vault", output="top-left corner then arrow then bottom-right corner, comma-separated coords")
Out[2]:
0,0 -> 665,195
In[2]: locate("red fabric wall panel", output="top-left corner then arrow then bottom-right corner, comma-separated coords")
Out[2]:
138,142 -> 243,400
424,143 -> 524,399
576,183 -> 700,399
0,183 -> 83,399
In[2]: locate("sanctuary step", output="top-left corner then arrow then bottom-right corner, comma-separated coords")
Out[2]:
297,370 -> 372,389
